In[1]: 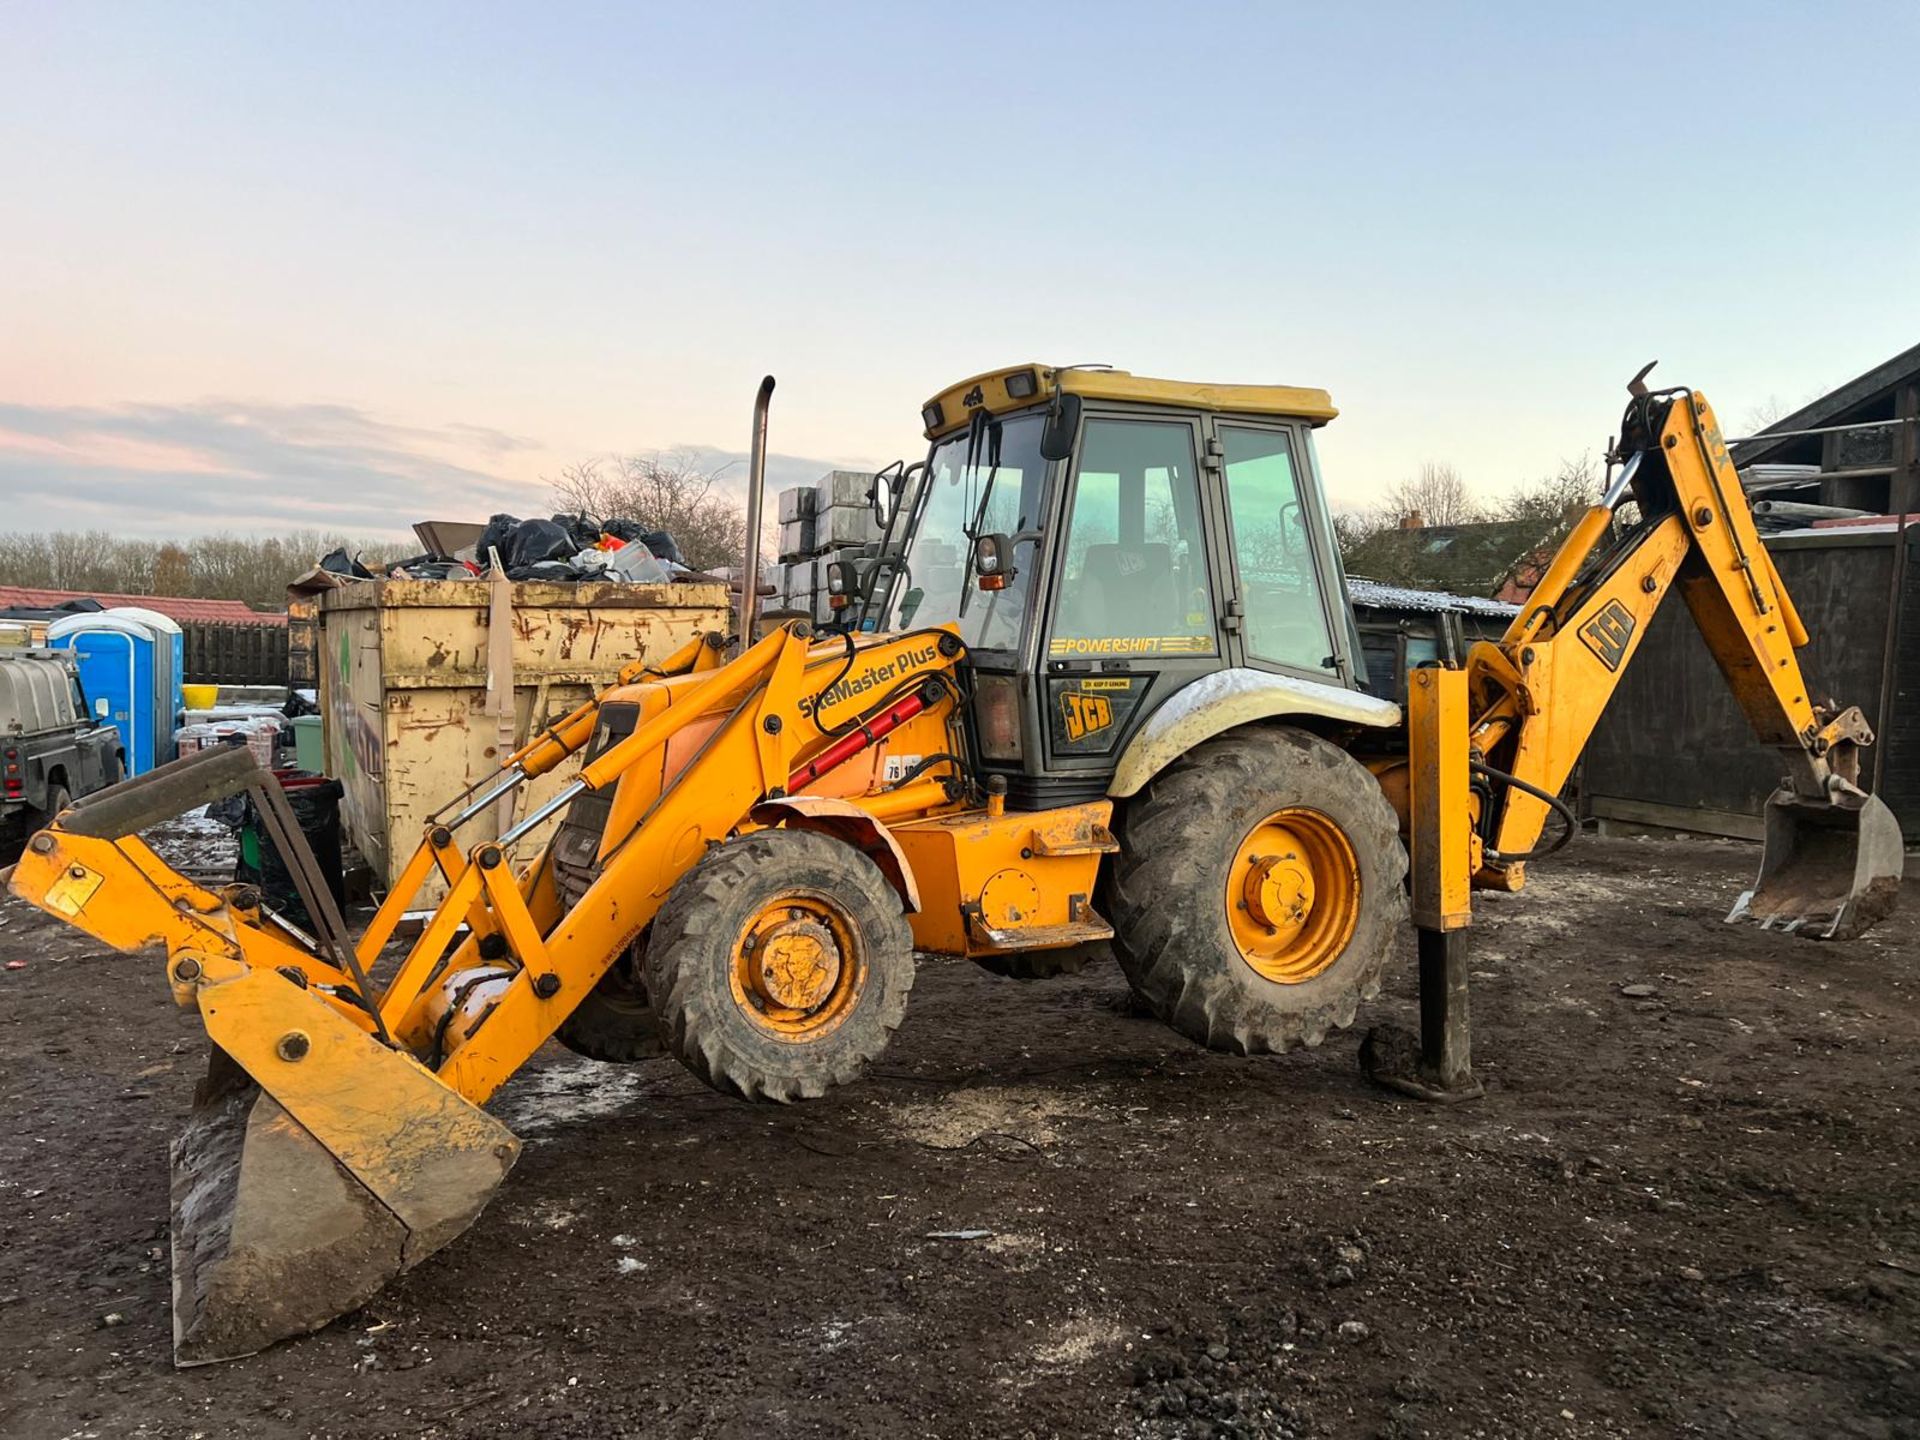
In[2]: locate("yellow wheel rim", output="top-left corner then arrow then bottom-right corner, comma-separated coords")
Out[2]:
729,895 -> 863,1039
1226,807 -> 1360,984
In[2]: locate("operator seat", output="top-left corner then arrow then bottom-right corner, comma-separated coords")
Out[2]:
1061,542 -> 1175,639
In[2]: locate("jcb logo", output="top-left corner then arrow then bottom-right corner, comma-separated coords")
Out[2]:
1579,599 -> 1636,672
1061,691 -> 1113,741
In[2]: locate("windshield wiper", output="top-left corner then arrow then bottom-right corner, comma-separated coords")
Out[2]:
956,411 -> 1003,619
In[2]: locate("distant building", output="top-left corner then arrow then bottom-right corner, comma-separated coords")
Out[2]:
1346,577 -> 1515,704
0,587 -> 288,688
0,586 -> 286,628
1344,515 -> 1564,604
1732,340 -> 1920,521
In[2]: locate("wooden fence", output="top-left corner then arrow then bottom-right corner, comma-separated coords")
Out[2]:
183,622 -> 290,687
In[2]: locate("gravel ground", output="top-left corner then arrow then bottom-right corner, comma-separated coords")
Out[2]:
0,832 -> 1915,1439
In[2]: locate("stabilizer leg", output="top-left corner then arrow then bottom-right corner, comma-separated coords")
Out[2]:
1361,665 -> 1484,1102
1361,926 -> 1483,1102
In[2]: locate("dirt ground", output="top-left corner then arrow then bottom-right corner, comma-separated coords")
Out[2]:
1,831 -> 1916,1440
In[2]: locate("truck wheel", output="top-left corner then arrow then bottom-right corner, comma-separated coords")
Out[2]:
644,829 -> 915,1102
554,946 -> 665,1063
1107,725 -> 1407,1054
35,783 -> 71,829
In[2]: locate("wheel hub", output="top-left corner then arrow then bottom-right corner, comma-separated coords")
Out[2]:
1242,839 -> 1315,943
1227,808 -> 1360,984
731,896 -> 861,1038
749,915 -> 842,1011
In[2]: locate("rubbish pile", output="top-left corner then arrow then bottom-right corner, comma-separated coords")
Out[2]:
319,515 -> 706,586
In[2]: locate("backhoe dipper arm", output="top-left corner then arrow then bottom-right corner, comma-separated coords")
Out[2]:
1457,384 -> 1900,938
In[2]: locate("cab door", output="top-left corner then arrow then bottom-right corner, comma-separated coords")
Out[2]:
1204,420 -> 1356,687
1037,409 -> 1231,776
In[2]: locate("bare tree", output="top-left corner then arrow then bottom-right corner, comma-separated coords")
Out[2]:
1331,510 -> 1388,570
1383,462 -> 1480,527
1741,395 -> 1789,434
549,450 -> 752,573
0,529 -> 410,609
1493,453 -> 1599,530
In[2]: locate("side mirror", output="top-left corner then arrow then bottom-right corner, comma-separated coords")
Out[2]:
870,460 -> 905,531
824,557 -> 867,611
972,533 -> 1015,591
1040,393 -> 1081,462
95,697 -> 110,718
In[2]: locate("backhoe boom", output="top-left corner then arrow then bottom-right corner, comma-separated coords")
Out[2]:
1451,384 -> 1900,937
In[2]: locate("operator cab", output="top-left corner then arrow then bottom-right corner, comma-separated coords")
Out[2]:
860,364 -> 1367,806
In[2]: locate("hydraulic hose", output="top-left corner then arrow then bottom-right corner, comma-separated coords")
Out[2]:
1471,759 -> 1579,865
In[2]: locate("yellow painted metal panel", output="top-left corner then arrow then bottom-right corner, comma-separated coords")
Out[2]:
1407,668 -> 1471,931
921,365 -> 1337,438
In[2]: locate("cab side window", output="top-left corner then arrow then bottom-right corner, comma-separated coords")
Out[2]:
1050,419 -> 1215,657
1219,426 -> 1335,672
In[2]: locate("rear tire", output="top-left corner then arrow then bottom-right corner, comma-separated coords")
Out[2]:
34,783 -> 71,830
1108,725 -> 1406,1054
554,946 -> 665,1063
644,829 -> 915,1102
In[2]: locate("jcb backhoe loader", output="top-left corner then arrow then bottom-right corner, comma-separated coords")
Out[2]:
6,365 -> 1901,1364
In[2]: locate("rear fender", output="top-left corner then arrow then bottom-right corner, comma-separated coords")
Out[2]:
1108,668 -> 1401,798
750,796 -> 921,913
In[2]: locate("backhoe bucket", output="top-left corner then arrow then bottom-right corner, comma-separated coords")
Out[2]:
1729,790 -> 1904,941
169,977 -> 519,1365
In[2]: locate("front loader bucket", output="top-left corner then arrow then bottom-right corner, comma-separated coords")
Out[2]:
170,971 -> 520,1365
1728,790 -> 1904,941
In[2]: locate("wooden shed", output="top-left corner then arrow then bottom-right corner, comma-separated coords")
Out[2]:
319,578 -> 729,897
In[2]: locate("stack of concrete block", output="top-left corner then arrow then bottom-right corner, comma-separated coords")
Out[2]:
813,471 -> 880,552
765,471 -> 887,624
776,485 -> 816,564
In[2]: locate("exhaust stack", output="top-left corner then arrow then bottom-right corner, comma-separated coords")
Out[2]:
739,375 -> 775,645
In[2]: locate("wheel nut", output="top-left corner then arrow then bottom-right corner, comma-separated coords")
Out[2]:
276,1031 -> 311,1062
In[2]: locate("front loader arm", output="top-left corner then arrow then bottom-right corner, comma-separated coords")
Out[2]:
1456,383 -> 1900,937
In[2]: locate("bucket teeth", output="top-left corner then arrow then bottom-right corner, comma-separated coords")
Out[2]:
1728,790 -> 1904,941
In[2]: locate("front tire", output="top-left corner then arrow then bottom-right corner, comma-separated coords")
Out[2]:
1108,725 -> 1407,1054
643,829 -> 915,1102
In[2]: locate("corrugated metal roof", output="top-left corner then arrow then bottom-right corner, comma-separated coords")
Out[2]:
0,586 -> 287,627
1348,577 -> 1519,617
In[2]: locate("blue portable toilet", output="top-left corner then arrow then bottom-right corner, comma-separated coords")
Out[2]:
47,609 -> 185,775
108,607 -> 185,763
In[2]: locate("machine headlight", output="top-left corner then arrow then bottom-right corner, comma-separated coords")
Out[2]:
974,674 -> 1022,762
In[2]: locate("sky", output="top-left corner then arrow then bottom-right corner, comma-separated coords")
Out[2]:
1,2 -> 1916,540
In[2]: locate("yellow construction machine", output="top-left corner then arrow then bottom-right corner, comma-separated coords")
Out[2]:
5,364 -> 1902,1364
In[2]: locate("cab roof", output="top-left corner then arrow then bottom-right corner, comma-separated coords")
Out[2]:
920,364 -> 1338,440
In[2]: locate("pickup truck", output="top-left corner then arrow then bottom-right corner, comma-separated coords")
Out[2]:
1,648 -> 121,854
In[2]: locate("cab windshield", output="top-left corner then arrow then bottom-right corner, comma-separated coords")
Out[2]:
885,412 -> 1050,650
